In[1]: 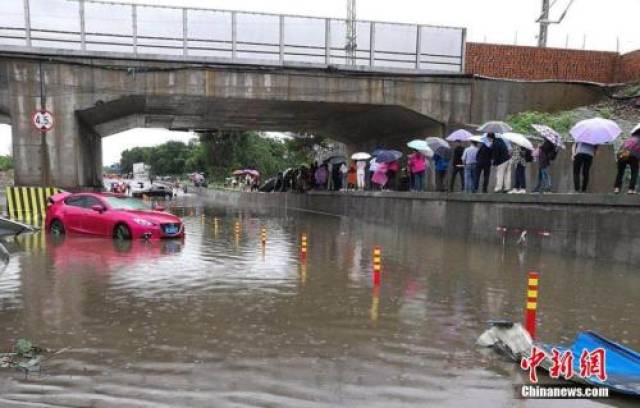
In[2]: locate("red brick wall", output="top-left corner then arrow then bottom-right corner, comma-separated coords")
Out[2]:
617,50 -> 640,83
465,43 -> 619,83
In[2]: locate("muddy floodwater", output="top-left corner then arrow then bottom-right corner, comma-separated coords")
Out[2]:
0,198 -> 639,407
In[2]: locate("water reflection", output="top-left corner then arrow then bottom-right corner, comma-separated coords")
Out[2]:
0,203 -> 637,407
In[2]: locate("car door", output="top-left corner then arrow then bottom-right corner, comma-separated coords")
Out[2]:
61,196 -> 87,233
82,196 -> 110,236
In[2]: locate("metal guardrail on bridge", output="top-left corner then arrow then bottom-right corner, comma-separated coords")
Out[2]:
0,0 -> 466,72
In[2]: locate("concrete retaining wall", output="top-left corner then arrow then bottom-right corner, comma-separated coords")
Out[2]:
204,189 -> 640,265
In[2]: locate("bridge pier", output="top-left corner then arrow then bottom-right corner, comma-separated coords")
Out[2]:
6,61 -> 102,189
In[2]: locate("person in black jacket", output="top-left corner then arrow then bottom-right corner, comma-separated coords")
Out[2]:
492,136 -> 511,193
475,133 -> 494,193
450,142 -> 465,192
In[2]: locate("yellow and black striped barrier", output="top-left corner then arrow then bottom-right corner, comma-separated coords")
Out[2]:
5,186 -> 62,224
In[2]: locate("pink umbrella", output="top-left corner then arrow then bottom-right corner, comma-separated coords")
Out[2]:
446,129 -> 473,142
243,169 -> 260,177
570,118 -> 621,145
232,170 -> 245,176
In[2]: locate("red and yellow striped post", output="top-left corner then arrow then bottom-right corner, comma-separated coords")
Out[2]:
373,246 -> 382,286
261,227 -> 267,246
300,233 -> 308,260
524,271 -> 540,339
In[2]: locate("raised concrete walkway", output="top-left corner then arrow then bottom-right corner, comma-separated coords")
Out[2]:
204,189 -> 640,265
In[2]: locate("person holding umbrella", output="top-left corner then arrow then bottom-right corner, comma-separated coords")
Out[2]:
533,139 -> 558,193
462,138 -> 480,193
491,134 -> 511,193
569,118 -> 622,193
450,142 -> 466,192
406,140 -> 433,192
509,144 -> 532,194
475,136 -> 493,193
572,142 -> 597,193
614,124 -> 640,194
351,152 -> 371,191
408,150 -> 428,192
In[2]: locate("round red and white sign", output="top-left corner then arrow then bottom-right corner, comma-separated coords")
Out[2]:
32,110 -> 55,132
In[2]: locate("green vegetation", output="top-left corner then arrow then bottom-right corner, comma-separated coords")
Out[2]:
0,155 -> 12,171
506,110 -> 577,135
119,131 -> 323,181
506,104 -> 617,137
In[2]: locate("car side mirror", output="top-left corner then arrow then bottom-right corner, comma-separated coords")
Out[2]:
153,204 -> 165,212
91,204 -> 106,213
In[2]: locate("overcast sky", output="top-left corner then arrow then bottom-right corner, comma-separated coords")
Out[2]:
2,0 -> 639,164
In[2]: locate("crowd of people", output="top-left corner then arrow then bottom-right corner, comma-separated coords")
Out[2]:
259,119 -> 640,195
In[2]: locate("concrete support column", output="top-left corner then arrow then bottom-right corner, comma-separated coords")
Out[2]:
8,61 -> 101,189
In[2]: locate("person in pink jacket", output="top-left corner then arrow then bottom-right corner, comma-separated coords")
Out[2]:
408,152 -> 428,191
371,162 -> 389,190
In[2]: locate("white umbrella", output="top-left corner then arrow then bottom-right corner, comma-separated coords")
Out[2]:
351,152 -> 371,161
478,121 -> 512,134
570,118 -> 621,145
500,132 -> 534,151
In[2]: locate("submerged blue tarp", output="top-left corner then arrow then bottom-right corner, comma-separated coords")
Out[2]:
540,331 -> 640,396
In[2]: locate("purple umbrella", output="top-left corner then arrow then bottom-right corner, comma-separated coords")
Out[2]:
446,129 -> 474,142
570,118 -> 621,145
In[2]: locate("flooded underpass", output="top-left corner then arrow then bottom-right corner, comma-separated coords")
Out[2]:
0,198 -> 639,407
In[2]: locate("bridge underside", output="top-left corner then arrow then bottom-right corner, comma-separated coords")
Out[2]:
77,96 -> 443,145
1,52 -> 607,189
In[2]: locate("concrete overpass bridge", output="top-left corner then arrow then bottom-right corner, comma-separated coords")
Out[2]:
0,0 -> 606,188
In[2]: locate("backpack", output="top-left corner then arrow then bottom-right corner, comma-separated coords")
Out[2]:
618,148 -> 631,161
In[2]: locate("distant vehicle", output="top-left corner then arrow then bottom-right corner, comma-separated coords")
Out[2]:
45,192 -> 185,240
131,182 -> 174,199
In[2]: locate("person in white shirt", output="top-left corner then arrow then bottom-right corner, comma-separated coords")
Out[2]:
356,160 -> 367,190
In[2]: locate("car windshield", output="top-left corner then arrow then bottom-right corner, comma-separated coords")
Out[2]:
104,197 -> 151,210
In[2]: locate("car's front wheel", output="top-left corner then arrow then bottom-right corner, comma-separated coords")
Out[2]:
113,224 -> 132,240
50,219 -> 65,235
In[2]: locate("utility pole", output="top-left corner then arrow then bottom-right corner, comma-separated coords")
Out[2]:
538,0 -> 550,47
536,0 -> 575,48
346,0 -> 357,65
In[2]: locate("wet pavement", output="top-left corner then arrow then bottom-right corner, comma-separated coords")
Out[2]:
0,198 -> 638,407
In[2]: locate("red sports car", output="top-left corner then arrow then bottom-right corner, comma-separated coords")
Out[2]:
45,192 -> 185,240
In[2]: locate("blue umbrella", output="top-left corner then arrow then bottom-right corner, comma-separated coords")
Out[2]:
376,150 -> 403,163
371,148 -> 385,157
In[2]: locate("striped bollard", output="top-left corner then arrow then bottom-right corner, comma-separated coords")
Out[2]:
524,271 -> 540,339
373,246 -> 382,286
300,233 -> 308,260
261,227 -> 267,246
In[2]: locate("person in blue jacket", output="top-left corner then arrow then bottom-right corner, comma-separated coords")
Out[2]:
433,153 -> 450,192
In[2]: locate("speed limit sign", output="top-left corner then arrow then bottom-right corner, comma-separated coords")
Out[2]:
32,110 -> 55,132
